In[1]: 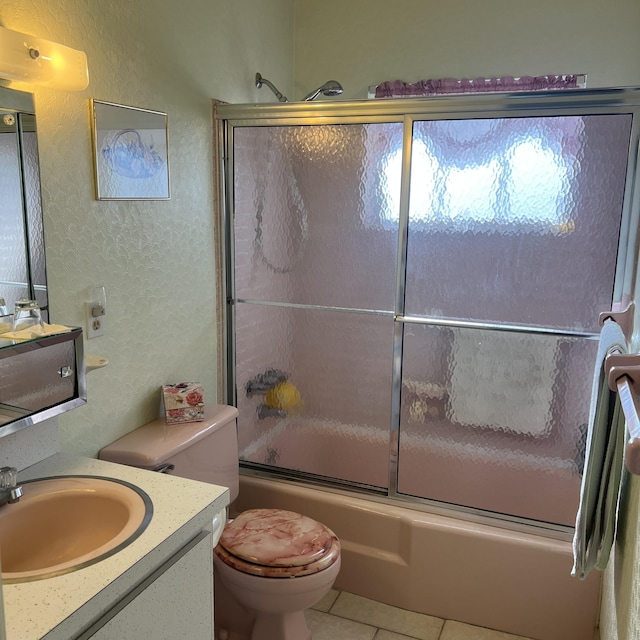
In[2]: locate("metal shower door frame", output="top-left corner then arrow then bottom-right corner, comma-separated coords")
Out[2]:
217,87 -> 640,534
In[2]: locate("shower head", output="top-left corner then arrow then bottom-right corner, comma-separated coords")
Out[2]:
302,80 -> 344,101
255,72 -> 289,102
255,72 -> 344,102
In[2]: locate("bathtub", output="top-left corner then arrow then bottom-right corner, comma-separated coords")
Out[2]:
233,472 -> 600,640
239,412 -> 585,526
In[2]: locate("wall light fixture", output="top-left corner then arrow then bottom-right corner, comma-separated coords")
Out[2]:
0,25 -> 88,91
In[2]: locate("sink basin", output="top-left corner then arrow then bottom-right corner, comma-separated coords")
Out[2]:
0,475 -> 153,583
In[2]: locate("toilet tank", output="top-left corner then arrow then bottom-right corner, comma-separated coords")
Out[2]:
99,404 -> 239,502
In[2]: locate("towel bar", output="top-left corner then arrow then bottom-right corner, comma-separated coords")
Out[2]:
605,349 -> 640,475
599,302 -> 634,340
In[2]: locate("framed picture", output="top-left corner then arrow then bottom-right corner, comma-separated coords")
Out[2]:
90,99 -> 170,200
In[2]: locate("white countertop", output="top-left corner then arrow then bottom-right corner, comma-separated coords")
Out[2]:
4,453 -> 229,640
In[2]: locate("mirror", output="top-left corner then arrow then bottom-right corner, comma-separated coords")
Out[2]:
0,86 -> 48,331
0,87 -> 86,436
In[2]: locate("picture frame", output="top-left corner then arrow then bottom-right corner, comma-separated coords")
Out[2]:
90,99 -> 170,200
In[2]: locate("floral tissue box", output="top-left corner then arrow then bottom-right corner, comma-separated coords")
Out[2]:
162,382 -> 204,424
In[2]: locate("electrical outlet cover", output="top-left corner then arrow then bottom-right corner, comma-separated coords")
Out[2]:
85,302 -> 105,339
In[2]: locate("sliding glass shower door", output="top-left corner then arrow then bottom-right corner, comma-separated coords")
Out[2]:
223,90 -> 639,528
397,114 -> 631,525
231,123 -> 402,489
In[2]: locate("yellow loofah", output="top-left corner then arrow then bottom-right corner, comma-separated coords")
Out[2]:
265,381 -> 301,410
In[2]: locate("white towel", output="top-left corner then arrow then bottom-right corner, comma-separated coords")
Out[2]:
447,330 -> 557,436
572,319 -> 627,579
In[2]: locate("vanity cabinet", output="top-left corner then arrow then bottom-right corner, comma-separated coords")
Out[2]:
82,532 -> 213,640
6,455 -> 228,640
0,328 -> 85,435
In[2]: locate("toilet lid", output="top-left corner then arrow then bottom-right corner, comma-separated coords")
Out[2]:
216,508 -> 340,577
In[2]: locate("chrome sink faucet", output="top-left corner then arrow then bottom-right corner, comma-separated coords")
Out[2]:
0,467 -> 23,506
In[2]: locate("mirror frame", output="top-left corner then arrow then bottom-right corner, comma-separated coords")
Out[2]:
0,87 -> 86,436
0,85 -> 49,323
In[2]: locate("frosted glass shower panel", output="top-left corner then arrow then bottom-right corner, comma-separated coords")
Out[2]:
235,301 -> 394,489
397,323 -> 597,525
404,115 -> 632,331
233,123 -> 403,311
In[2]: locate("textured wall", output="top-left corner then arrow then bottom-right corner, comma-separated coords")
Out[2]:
293,0 -> 640,100
0,0 -> 293,456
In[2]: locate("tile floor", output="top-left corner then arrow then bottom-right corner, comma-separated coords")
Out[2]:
306,590 -> 536,640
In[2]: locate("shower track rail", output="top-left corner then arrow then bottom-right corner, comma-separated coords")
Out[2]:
235,297 -> 599,339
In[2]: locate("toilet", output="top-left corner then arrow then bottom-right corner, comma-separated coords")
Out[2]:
99,404 -> 341,640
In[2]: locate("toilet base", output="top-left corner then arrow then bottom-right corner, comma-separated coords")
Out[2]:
214,553 -> 341,640
214,573 -> 313,640
251,611 -> 310,640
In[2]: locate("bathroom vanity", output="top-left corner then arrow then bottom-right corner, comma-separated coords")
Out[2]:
4,454 -> 229,639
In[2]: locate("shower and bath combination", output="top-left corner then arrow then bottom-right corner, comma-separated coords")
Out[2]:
217,86 -> 640,640
255,72 -> 343,102
223,90 -> 636,528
